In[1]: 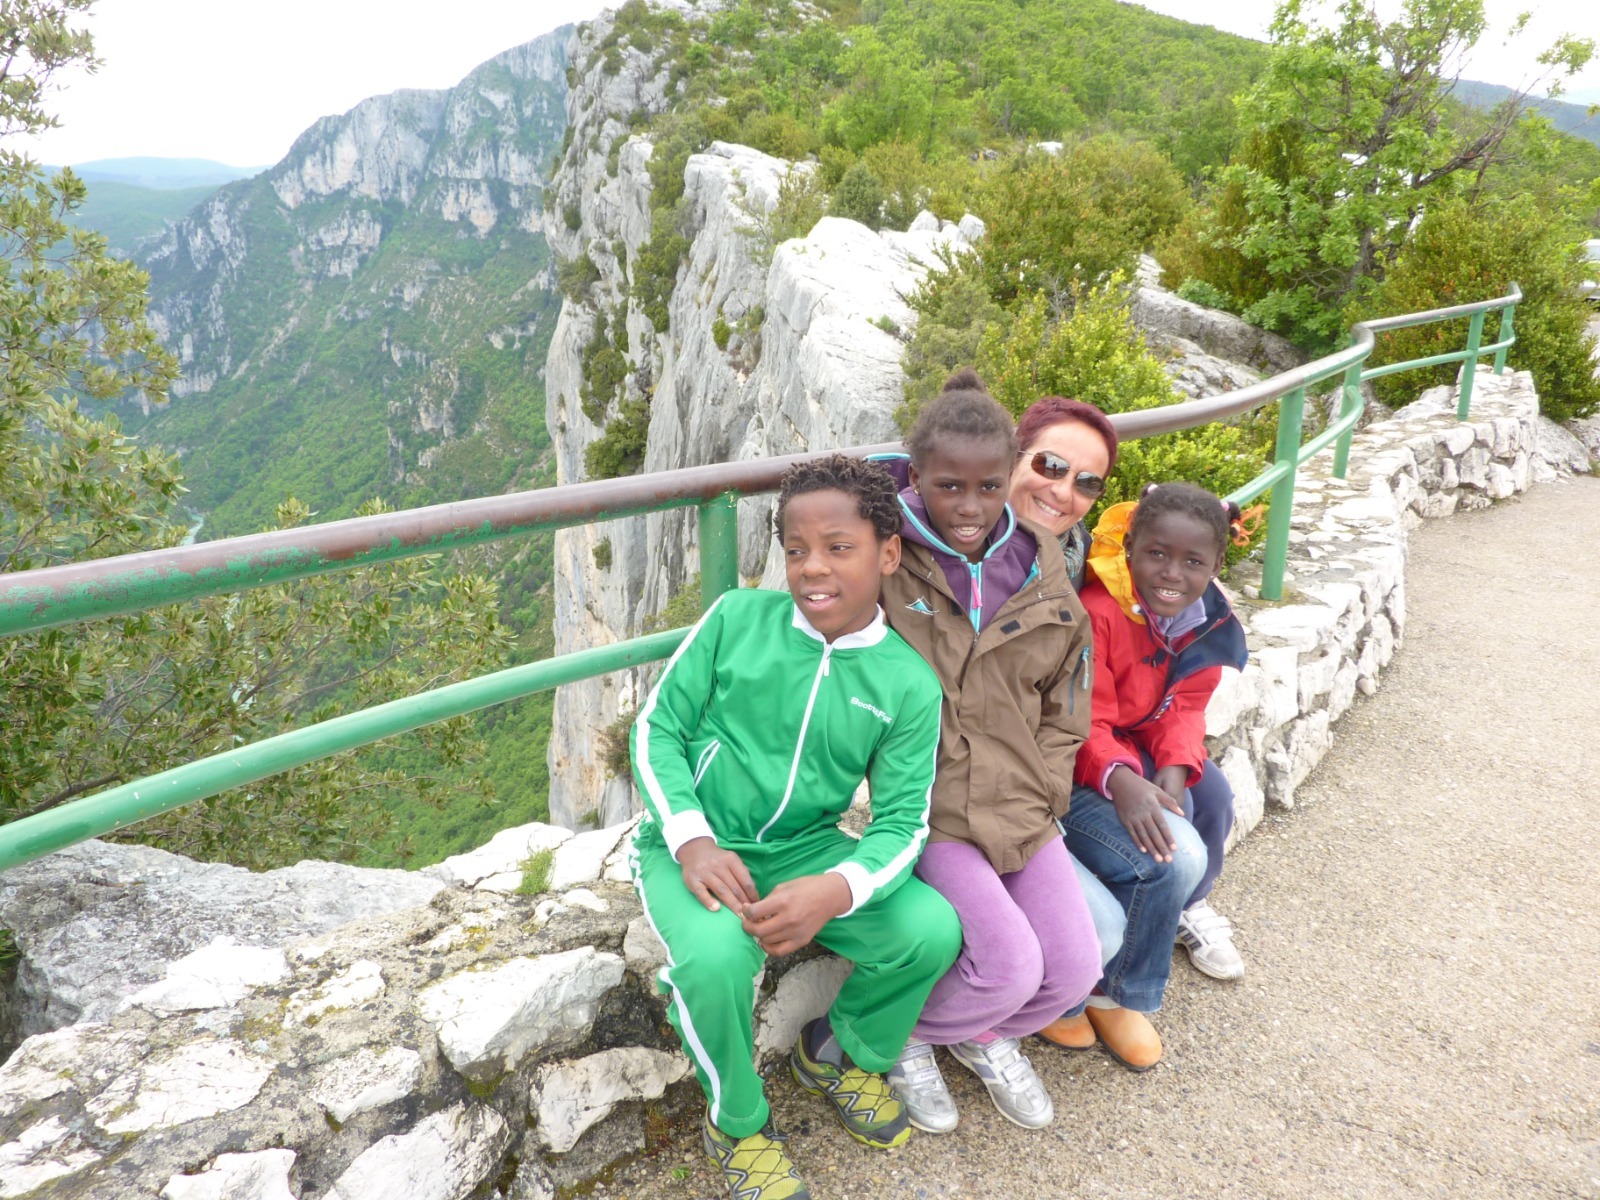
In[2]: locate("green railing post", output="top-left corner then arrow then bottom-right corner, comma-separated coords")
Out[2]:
698,491 -> 740,612
1456,310 -> 1485,419
1332,360 -> 1363,479
1260,387 -> 1307,602
1492,302 -> 1515,374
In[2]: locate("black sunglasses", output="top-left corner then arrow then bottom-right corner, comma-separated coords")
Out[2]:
1024,451 -> 1106,499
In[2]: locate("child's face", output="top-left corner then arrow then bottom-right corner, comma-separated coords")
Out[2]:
1125,510 -> 1225,619
908,439 -> 1011,563
781,489 -> 900,642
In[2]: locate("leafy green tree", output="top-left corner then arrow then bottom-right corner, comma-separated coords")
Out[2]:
1,1 -> 511,868
1351,195 -> 1600,421
976,139 -> 1188,304
1189,0 -> 1594,348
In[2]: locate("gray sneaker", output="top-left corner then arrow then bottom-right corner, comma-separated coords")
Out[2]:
1177,899 -> 1246,980
886,1040 -> 958,1134
949,1037 -> 1053,1129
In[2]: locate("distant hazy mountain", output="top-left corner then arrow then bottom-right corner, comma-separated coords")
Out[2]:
1451,79 -> 1600,149
66,157 -> 263,190
68,180 -> 219,256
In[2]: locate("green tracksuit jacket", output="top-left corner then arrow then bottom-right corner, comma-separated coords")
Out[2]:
629,588 -> 961,1136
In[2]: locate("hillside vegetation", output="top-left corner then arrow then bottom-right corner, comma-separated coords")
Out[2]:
571,0 -> 1597,505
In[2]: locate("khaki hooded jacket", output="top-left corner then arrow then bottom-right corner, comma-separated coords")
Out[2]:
880,518 -> 1093,876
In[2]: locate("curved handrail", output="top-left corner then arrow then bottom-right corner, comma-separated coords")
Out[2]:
0,283 -> 1524,871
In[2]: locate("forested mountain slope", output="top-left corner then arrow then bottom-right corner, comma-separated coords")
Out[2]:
131,33 -> 569,539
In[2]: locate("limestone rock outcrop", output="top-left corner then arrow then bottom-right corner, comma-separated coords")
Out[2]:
541,15 -> 977,826
0,839 -> 442,1044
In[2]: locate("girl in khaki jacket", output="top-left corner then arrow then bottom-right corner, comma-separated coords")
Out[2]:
873,370 -> 1101,1134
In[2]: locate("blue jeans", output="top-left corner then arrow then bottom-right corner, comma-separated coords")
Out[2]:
1072,853 -> 1125,967
1135,749 -> 1235,906
1060,785 -> 1208,1013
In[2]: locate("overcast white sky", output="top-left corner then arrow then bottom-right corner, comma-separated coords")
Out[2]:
22,0 -> 1600,169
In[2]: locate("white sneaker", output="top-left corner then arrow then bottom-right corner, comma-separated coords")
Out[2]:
886,1039 -> 958,1134
948,1037 -> 1053,1129
1177,899 -> 1245,980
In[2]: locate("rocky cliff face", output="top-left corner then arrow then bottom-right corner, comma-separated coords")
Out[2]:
540,12 -> 978,826
135,33 -> 570,535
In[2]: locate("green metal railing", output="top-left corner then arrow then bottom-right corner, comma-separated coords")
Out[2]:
0,283 -> 1521,871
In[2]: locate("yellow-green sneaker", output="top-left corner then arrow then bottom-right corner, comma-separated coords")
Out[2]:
789,1017 -> 912,1149
702,1111 -> 810,1200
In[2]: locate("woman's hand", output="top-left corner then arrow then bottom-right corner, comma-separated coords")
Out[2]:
1106,764 -> 1185,862
677,837 -> 760,915
741,874 -> 852,956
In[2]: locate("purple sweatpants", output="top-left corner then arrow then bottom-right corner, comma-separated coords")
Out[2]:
910,836 -> 1102,1044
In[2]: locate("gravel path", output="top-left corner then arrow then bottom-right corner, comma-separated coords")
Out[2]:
610,476 -> 1600,1200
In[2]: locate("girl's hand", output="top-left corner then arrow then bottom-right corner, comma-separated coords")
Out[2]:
1152,765 -> 1191,810
1107,765 -> 1184,861
741,874 -> 852,956
677,837 -> 759,915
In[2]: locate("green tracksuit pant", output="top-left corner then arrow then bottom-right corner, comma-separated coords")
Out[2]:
633,827 -> 962,1138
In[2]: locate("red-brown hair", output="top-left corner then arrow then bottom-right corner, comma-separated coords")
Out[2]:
1014,396 -> 1119,475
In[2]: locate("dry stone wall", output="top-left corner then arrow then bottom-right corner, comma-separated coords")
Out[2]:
3,368 -> 1587,1200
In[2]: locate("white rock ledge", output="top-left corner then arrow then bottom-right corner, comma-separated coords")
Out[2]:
414,947 -> 625,1079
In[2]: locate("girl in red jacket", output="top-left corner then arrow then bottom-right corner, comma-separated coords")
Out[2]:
1075,482 -> 1251,987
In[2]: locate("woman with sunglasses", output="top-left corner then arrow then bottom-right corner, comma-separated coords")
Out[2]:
1008,397 -> 1118,590
1010,397 -> 1209,1073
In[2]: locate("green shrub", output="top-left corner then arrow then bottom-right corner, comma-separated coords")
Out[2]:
1350,195 -> 1600,422
1174,278 -> 1238,314
598,705 -> 637,780
644,573 -> 704,633
557,250 -> 601,302
593,537 -> 613,570
768,167 -> 829,246
831,161 -> 885,230
578,308 -> 630,424
740,110 -> 820,160
584,396 -> 652,479
563,203 -> 582,232
631,208 -> 689,332
896,249 -> 1007,429
712,316 -> 732,350
817,145 -> 856,187
516,847 -> 554,896
861,140 -> 932,230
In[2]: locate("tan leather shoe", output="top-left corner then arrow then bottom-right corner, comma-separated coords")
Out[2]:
1084,1005 -> 1162,1071
1036,1013 -> 1096,1051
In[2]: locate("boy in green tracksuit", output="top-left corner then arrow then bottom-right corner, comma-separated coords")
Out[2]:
630,455 -> 961,1200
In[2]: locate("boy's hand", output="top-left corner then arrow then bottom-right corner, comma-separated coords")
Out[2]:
741,873 -> 852,957
1107,764 -> 1184,862
1152,765 -> 1190,810
677,837 -> 759,915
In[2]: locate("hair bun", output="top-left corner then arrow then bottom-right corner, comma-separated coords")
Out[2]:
941,367 -> 986,394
